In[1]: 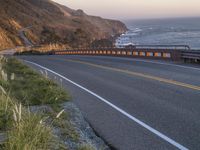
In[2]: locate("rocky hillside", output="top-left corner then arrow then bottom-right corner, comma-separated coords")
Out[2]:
0,0 -> 127,50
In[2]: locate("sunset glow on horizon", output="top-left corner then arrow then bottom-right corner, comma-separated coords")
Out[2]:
53,0 -> 200,19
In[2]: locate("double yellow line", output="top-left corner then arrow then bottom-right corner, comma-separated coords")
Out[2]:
52,58 -> 200,91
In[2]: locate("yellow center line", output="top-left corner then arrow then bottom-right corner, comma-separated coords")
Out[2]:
51,57 -> 200,91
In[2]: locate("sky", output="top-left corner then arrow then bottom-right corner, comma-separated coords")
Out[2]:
53,0 -> 200,20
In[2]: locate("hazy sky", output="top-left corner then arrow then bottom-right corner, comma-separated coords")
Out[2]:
53,0 -> 200,20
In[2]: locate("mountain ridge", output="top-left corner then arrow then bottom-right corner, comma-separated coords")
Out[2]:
0,0 -> 127,50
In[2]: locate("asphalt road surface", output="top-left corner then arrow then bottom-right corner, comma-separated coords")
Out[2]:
19,55 -> 200,150
19,26 -> 33,47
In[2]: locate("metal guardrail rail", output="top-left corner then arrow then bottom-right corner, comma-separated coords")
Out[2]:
181,50 -> 200,62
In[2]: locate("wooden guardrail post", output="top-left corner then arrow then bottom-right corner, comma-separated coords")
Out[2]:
171,50 -> 182,61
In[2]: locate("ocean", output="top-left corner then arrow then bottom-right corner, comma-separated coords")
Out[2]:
123,17 -> 200,49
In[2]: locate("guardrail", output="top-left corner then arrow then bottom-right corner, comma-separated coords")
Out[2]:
54,48 -> 182,61
18,44 -> 198,62
181,50 -> 200,62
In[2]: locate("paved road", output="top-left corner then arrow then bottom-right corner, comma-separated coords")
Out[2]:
19,55 -> 200,150
19,26 -> 33,47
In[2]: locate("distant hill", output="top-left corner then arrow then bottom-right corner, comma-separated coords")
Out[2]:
0,0 -> 127,50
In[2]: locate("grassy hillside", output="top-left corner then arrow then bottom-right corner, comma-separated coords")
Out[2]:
0,0 -> 127,50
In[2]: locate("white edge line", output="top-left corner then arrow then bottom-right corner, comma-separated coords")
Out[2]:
24,60 -> 189,150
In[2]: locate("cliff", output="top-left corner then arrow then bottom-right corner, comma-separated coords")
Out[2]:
0,0 -> 127,50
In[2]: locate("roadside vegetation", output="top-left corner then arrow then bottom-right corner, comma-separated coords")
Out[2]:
0,57 -> 95,150
3,58 -> 69,105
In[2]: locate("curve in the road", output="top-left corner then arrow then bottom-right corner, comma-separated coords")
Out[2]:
24,60 -> 189,150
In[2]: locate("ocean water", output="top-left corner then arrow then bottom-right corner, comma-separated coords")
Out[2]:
123,17 -> 200,49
